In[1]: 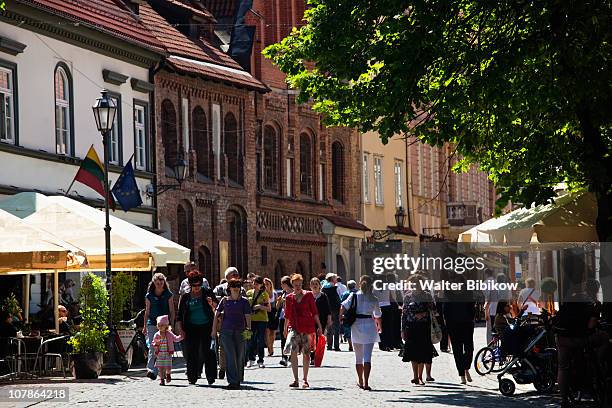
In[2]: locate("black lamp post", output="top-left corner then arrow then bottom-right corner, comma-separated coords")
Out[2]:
371,207 -> 408,241
92,89 -> 121,375
146,153 -> 188,197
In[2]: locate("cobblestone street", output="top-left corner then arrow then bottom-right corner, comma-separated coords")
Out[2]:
2,327 -> 561,408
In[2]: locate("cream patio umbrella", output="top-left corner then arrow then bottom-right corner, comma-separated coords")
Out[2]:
458,192 -> 597,246
0,193 -> 157,271
0,208 -> 86,332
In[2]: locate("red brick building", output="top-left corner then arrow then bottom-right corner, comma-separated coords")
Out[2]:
204,0 -> 366,284
140,0 -> 268,287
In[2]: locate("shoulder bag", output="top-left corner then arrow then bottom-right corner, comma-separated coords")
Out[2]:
342,293 -> 358,328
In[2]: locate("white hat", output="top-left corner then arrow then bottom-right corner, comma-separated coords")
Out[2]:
326,272 -> 337,280
224,267 -> 239,280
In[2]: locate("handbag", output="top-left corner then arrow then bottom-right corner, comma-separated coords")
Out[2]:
430,311 -> 442,344
342,293 -> 358,328
216,297 -> 226,333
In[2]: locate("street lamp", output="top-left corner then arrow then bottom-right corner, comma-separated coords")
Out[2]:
145,153 -> 188,197
394,206 -> 406,228
92,89 -> 121,375
371,207 -> 408,241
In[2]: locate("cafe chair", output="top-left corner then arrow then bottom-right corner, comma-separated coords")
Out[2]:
33,335 -> 69,378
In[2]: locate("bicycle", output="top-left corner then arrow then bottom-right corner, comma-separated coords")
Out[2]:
113,309 -> 148,371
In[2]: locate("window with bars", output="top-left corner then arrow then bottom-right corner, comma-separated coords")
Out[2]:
54,66 -> 72,155
374,156 -> 383,205
0,66 -> 15,144
134,104 -> 148,171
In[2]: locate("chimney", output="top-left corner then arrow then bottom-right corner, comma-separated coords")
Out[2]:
127,0 -> 146,15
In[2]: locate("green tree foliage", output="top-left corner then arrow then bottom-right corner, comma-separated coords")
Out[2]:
111,272 -> 136,326
265,0 -> 612,240
68,273 -> 109,353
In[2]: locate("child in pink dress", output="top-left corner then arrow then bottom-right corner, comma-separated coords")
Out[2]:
151,315 -> 183,385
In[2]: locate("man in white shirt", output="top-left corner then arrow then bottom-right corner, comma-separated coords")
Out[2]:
179,262 -> 210,296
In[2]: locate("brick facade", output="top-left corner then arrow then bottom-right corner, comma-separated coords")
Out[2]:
154,71 -> 258,287
248,0 -> 363,283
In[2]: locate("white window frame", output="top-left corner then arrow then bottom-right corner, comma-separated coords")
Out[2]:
0,67 -> 15,144
55,67 -> 71,155
134,104 -> 147,171
363,153 -> 370,203
394,160 -> 403,208
374,156 -> 383,205
109,96 -> 121,165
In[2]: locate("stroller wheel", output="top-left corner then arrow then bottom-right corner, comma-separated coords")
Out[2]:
499,378 -> 516,396
533,374 -> 555,394
474,347 -> 495,375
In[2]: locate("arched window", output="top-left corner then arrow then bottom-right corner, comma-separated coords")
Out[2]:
161,100 -> 178,176
198,245 -> 214,286
54,65 -> 73,155
332,141 -> 345,202
177,201 -> 194,259
299,133 -> 313,196
263,125 -> 279,191
193,106 -> 211,179
227,207 -> 247,276
224,112 -> 242,185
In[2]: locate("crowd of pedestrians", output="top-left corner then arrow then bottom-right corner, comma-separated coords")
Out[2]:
138,262 -> 609,403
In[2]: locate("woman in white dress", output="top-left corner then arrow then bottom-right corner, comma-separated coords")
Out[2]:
340,275 -> 382,390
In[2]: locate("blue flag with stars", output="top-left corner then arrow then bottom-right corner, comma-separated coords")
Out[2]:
111,159 -> 142,212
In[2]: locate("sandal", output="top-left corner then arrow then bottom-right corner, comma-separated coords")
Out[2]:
302,380 -> 310,389
363,385 -> 372,391
357,383 -> 364,389
426,377 -> 435,382
289,380 -> 299,388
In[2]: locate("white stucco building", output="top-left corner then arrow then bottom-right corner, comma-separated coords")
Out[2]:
0,0 -> 165,313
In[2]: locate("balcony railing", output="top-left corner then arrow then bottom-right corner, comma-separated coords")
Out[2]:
447,202 -> 481,226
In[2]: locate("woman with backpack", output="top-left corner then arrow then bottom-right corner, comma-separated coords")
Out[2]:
246,275 -> 271,368
340,275 -> 382,391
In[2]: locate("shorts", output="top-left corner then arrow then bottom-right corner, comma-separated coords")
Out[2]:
283,330 -> 314,355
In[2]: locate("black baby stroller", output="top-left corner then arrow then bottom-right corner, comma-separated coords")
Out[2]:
497,312 -> 558,396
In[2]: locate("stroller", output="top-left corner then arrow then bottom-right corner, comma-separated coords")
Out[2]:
497,311 -> 558,396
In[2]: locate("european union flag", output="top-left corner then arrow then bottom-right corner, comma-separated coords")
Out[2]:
111,159 -> 143,212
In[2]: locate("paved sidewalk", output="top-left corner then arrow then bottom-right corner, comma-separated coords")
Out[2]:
1,327 -> 560,408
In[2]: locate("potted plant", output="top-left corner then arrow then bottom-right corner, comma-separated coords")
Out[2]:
2,293 -> 23,326
68,273 -> 109,379
111,272 -> 136,370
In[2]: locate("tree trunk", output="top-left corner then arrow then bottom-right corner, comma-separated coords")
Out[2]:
577,109 -> 612,242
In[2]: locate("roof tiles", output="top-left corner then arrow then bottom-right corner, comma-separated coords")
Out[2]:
17,0 -> 165,53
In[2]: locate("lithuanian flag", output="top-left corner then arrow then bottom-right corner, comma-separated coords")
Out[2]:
73,145 -> 115,206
